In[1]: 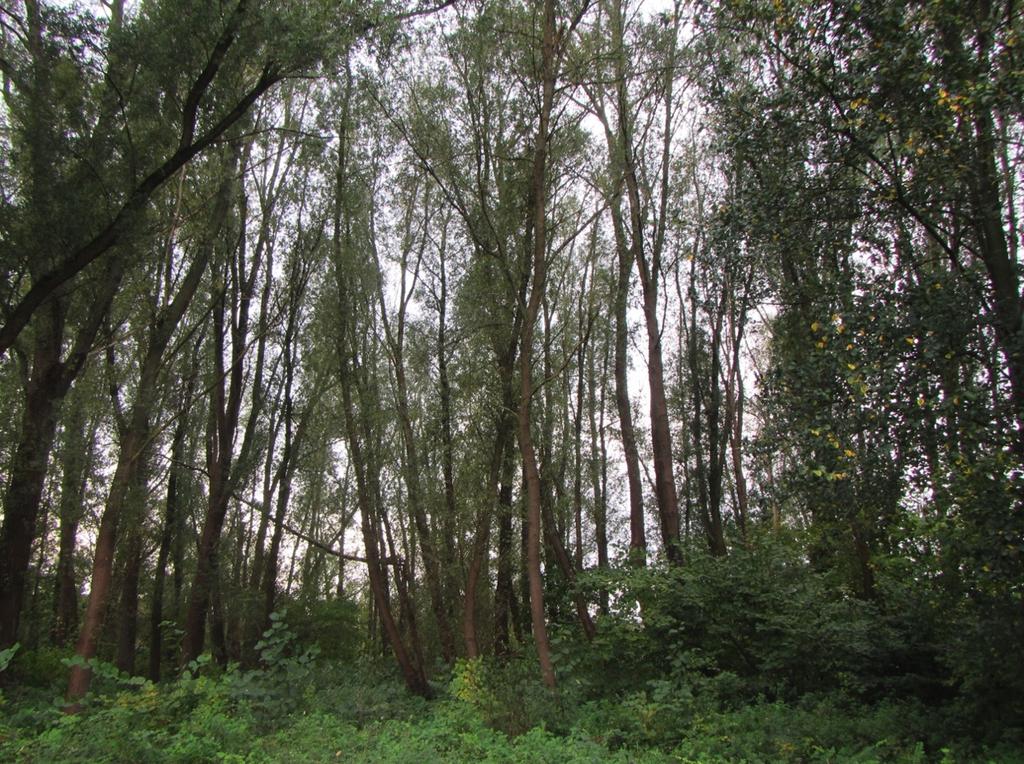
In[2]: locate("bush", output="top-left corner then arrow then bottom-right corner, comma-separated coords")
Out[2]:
450,656 -> 576,736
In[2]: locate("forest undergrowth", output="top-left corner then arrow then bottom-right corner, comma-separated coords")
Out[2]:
1,541 -> 1020,764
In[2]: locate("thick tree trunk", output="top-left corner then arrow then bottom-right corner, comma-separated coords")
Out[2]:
6,258 -> 122,656
0,308 -> 66,648
67,428 -> 147,703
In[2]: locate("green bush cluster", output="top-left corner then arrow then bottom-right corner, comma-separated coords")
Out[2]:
2,566 -> 1020,763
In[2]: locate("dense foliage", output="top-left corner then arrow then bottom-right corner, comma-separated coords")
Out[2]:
0,0 -> 1021,760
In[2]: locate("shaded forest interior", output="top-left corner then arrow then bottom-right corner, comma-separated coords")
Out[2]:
0,0 -> 1022,761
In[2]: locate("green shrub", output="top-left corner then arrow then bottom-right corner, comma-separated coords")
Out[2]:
283,598 -> 361,663
450,656 -> 576,736
224,610 -> 319,722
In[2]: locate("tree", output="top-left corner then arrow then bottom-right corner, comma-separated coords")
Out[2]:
586,0 -> 684,563
66,144 -> 230,702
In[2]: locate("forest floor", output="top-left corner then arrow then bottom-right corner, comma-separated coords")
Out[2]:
1,649 -> 1020,763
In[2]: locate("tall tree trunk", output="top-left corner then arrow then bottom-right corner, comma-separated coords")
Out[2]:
371,216 -> 457,663
330,56 -> 429,696
612,220 -> 647,565
518,0 -> 558,688
572,281 -> 590,571
259,250 -> 311,628
68,175 -> 220,703
463,424 -> 500,659
493,438 -> 517,655
0,307 -> 67,647
603,0 -> 682,562
181,157 -> 259,664
68,423 -> 151,704
340,352 -> 431,696
10,262 -> 123,659
589,326 -> 611,614
149,378 -> 194,681
591,94 -> 646,566
435,232 -> 461,656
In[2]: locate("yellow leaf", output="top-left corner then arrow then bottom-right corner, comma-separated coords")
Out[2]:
810,321 -> 820,332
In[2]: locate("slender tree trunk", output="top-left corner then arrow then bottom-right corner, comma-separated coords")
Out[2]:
610,0 -> 682,562
612,226 -> 647,565
330,56 -> 429,695
463,426 -> 500,659
259,252 -> 311,628
589,327 -> 610,614
181,196 -> 258,664
67,231 -> 212,704
493,439 -> 517,655
436,236 -> 461,655
592,92 -> 646,565
149,385 -> 193,681
572,299 -> 589,572
629,179 -> 681,561
341,354 -> 430,696
115,526 -> 144,675
519,0 -> 558,688
51,391 -> 96,647
375,276 -> 456,663
725,286 -> 751,542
